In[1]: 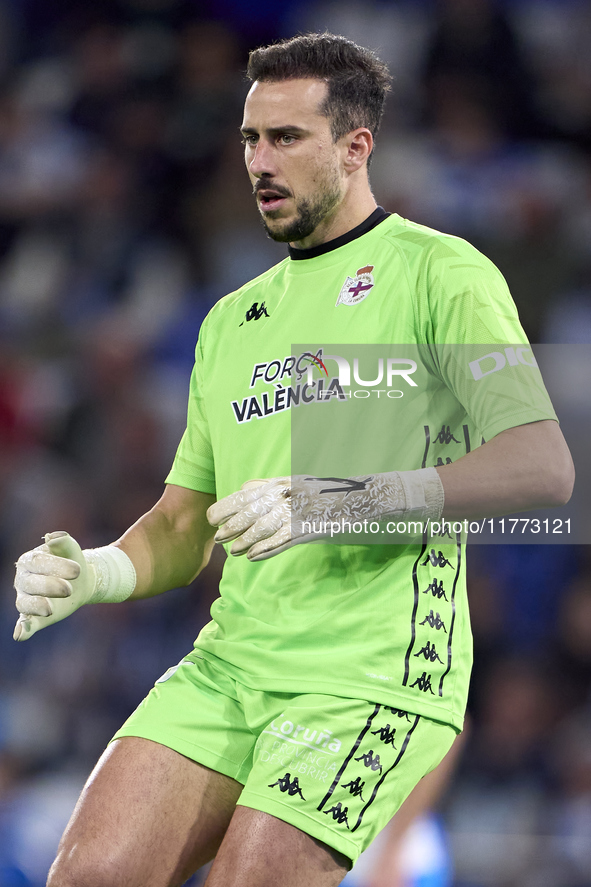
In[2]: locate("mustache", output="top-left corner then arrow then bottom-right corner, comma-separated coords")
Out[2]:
253,179 -> 292,198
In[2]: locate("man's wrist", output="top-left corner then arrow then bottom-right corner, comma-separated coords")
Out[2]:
84,546 -> 137,604
396,467 -> 445,524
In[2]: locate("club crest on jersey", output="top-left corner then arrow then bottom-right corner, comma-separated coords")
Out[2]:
336,265 -> 375,306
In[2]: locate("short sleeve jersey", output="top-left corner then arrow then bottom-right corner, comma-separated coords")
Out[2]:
166,213 -> 557,731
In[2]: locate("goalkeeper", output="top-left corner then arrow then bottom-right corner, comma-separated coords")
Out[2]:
14,33 -> 573,887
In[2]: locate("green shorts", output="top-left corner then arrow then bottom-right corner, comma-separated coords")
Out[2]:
113,652 -> 457,865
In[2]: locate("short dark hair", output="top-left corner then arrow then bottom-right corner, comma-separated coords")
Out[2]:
246,33 -> 392,151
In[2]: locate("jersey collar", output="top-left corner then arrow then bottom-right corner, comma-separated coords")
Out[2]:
288,207 -> 390,261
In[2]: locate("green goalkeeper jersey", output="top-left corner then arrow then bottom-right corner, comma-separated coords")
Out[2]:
166,211 -> 556,730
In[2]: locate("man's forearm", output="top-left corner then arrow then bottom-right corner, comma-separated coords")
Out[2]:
115,486 -> 217,600
436,419 -> 574,520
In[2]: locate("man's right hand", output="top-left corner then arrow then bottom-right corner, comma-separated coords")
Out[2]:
13,531 -> 97,641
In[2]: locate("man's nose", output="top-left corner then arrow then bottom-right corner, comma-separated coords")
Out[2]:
249,140 -> 277,178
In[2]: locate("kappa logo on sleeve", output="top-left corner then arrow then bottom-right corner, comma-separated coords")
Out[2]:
336,265 -> 375,306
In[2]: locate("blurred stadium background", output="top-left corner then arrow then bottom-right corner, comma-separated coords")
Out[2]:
0,0 -> 591,884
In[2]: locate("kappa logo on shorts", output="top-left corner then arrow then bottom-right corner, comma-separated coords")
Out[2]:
371,724 -> 397,747
318,704 -> 422,834
341,777 -> 365,801
268,772 -> 306,800
324,802 -> 350,828
336,265 -> 375,306
354,749 -> 383,773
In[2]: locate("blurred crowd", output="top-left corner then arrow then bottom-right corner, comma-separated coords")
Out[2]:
0,0 -> 591,885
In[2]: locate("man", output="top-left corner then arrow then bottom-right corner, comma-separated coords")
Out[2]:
13,33 -> 573,887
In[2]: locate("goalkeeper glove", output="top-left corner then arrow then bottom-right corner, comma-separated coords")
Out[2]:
207,468 -> 444,561
14,531 -> 136,641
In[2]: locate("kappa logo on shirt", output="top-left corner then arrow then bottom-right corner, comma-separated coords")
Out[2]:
239,301 -> 270,326
336,265 -> 375,306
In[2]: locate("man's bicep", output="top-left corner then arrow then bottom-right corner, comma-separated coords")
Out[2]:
438,419 -> 574,519
488,419 -> 574,504
151,483 -> 218,574
157,484 -> 217,533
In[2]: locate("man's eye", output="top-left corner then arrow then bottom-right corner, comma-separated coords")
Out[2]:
242,135 -> 257,146
278,134 -> 296,145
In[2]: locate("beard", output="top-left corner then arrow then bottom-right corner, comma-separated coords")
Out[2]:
258,164 -> 343,244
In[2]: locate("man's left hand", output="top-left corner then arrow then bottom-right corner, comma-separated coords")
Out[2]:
206,478 -> 293,560
206,469 -> 443,561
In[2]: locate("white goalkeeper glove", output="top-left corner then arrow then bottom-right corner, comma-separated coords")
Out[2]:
13,531 -> 136,641
206,468 -> 444,561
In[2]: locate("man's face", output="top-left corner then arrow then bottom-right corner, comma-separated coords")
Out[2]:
241,78 -> 345,247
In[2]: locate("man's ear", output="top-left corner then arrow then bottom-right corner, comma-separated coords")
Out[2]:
343,128 -> 373,173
